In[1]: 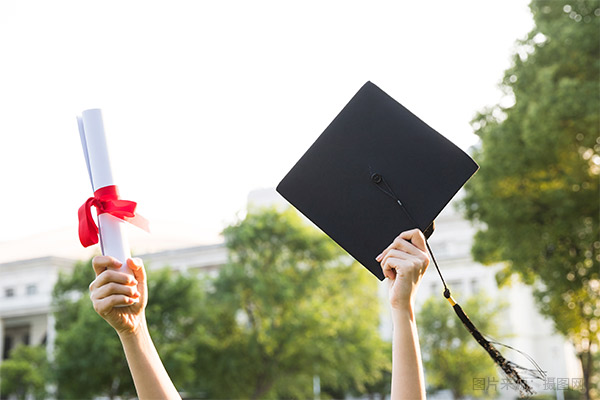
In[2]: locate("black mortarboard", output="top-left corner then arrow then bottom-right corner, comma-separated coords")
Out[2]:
277,82 -> 544,396
277,81 -> 478,280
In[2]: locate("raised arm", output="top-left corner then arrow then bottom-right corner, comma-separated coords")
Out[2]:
376,229 -> 429,400
90,256 -> 181,400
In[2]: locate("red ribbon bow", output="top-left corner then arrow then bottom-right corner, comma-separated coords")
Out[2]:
78,185 -> 148,248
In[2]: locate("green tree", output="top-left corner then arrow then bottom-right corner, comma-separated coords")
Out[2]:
52,259 -> 206,398
52,258 -> 136,399
361,342 -> 393,400
192,208 -> 390,399
460,1 -> 599,398
418,295 -> 501,399
145,267 -> 208,396
0,344 -> 49,400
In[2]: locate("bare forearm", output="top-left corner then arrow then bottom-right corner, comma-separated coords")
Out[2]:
119,321 -> 181,400
391,307 -> 426,400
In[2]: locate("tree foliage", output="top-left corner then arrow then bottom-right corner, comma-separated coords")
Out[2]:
51,208 -> 390,399
192,208 -> 390,399
460,1 -> 599,398
145,268 -> 208,392
418,295 -> 500,399
52,259 -> 206,398
52,258 -> 136,399
0,344 -> 49,400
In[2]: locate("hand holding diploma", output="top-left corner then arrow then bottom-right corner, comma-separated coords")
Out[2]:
90,256 -> 146,335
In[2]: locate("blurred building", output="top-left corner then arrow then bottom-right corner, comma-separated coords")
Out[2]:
0,257 -> 73,363
0,245 -> 226,367
0,188 -> 582,399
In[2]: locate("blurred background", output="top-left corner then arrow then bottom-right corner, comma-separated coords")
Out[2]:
0,0 -> 598,399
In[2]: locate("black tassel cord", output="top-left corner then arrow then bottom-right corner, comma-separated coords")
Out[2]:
371,173 -> 546,397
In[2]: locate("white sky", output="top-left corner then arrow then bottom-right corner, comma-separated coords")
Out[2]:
0,1 -> 534,244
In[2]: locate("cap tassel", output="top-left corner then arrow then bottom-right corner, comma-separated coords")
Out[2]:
371,173 -> 545,396
443,290 -> 536,396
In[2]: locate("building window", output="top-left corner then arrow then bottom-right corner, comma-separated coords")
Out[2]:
4,288 -> 15,298
3,325 -> 31,359
26,284 -> 37,296
3,336 -> 12,360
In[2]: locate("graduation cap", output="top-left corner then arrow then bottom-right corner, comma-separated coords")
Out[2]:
277,81 -> 544,396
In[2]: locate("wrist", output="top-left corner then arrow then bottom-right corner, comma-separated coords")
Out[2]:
117,315 -> 149,342
391,303 -> 415,325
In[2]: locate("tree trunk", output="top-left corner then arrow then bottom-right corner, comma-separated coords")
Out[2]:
452,389 -> 460,400
251,375 -> 274,400
578,349 -> 592,400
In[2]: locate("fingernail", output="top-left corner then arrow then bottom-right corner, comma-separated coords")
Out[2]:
375,253 -> 383,261
132,258 -> 142,268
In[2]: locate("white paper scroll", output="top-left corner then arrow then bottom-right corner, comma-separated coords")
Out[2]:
77,109 -> 134,279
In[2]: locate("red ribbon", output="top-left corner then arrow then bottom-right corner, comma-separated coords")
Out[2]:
78,185 -> 148,248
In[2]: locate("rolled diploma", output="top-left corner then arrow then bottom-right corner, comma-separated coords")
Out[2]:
78,109 -> 134,280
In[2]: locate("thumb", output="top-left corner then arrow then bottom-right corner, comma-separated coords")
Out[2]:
127,258 -> 146,284
399,229 -> 427,253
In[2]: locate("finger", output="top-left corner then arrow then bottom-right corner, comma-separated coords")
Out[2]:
91,282 -> 140,301
92,256 -> 123,277
399,229 -> 427,253
93,295 -> 137,316
126,258 -> 147,285
89,269 -> 137,293
392,232 -> 426,257
381,252 -> 413,280
376,235 -> 412,261
380,248 -> 415,273
381,251 -> 411,274
377,235 -> 422,264
376,242 -> 396,263
381,262 -> 396,280
381,257 -> 404,280
378,244 -> 414,279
